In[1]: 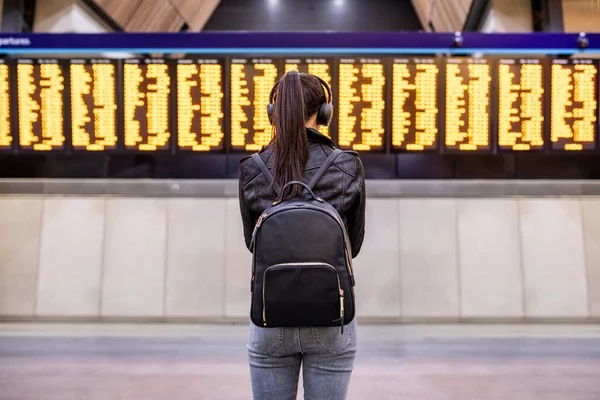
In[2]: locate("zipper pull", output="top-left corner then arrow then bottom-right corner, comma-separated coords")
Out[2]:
340,289 -> 345,334
256,213 -> 267,228
250,213 -> 268,247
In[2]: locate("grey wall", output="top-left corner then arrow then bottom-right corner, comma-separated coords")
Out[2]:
204,0 -> 423,32
1,179 -> 599,323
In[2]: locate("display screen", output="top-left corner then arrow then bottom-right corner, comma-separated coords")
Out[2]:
0,59 -> 12,150
17,59 -> 66,151
497,58 -> 545,151
284,58 -> 333,138
444,58 -> 492,152
1,55 -> 599,155
550,58 -> 598,151
123,59 -> 171,151
230,58 -> 279,151
70,59 -> 118,151
391,57 -> 439,151
337,58 -> 386,151
176,58 -> 225,151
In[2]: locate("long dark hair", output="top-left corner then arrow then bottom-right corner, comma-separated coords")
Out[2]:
271,71 -> 328,199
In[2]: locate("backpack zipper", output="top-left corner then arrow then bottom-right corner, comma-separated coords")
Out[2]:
339,288 -> 345,334
261,262 -> 345,331
252,205 -> 355,285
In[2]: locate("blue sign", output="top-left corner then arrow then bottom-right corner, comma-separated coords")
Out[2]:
0,32 -> 598,55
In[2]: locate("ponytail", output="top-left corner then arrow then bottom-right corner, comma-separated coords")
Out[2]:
272,70 -> 309,199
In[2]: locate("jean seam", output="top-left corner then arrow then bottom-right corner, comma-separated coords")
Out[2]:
311,326 -> 353,356
297,328 -> 303,354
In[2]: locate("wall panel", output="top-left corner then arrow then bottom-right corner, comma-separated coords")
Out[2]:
36,198 -> 105,317
457,199 -> 524,318
353,199 -> 401,318
582,199 -> 600,317
165,199 -> 226,318
0,198 -> 43,316
101,198 -> 168,317
520,199 -> 588,318
399,199 -> 460,318
224,198 -> 252,318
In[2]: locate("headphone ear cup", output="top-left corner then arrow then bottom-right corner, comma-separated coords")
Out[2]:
266,103 -> 275,125
317,103 -> 334,126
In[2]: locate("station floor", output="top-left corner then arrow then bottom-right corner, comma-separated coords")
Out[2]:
0,322 -> 599,400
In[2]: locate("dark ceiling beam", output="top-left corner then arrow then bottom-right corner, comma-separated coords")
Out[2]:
2,0 -> 36,32
462,0 -> 491,31
80,0 -> 123,31
532,0 -> 564,32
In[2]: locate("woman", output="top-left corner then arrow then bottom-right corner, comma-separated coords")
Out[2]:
238,70 -> 366,400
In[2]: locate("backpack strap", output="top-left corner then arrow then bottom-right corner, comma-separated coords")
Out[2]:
251,153 -> 281,196
308,148 -> 343,190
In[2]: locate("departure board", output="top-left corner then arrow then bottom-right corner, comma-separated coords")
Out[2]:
0,60 -> 11,150
4,54 -> 600,157
17,59 -> 66,151
337,58 -> 386,151
497,58 -> 545,151
444,58 -> 492,151
70,59 -> 118,151
284,58 -> 333,138
391,58 -> 439,151
123,59 -> 171,151
550,59 -> 598,151
230,58 -> 278,151
176,58 -> 225,151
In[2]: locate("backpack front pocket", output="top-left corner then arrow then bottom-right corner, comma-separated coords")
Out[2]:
262,262 -> 344,328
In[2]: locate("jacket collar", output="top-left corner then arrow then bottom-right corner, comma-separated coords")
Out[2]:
262,127 -> 335,153
306,127 -> 335,147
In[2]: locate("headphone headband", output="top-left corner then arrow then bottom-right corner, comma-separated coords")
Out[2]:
267,72 -> 334,127
269,73 -> 333,105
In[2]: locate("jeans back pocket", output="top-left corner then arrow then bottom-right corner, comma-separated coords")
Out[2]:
311,319 -> 356,356
248,324 -> 285,356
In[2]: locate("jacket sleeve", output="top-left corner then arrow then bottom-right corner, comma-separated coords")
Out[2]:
346,156 -> 366,258
238,164 -> 258,253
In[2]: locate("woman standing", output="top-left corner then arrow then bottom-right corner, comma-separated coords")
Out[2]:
238,70 -> 366,400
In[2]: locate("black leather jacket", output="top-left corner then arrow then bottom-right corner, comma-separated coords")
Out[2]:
238,128 -> 366,258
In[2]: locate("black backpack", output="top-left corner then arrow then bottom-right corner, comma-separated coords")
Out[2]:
249,149 -> 356,334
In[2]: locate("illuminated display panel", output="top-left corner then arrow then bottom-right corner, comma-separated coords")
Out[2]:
551,58 -> 598,151
123,59 -> 171,151
444,58 -> 492,152
70,59 -> 118,151
17,59 -> 66,151
284,58 -> 333,138
497,58 -> 545,151
0,60 -> 12,150
391,57 -> 439,151
230,58 -> 279,151
176,58 -> 225,151
337,58 -> 386,151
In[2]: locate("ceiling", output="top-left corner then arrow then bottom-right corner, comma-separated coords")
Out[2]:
562,0 -> 600,32
411,0 -> 474,32
90,0 -> 221,32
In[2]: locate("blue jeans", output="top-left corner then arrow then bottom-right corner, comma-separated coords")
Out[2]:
247,318 -> 358,400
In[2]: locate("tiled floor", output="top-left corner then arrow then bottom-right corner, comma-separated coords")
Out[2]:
0,323 -> 599,400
